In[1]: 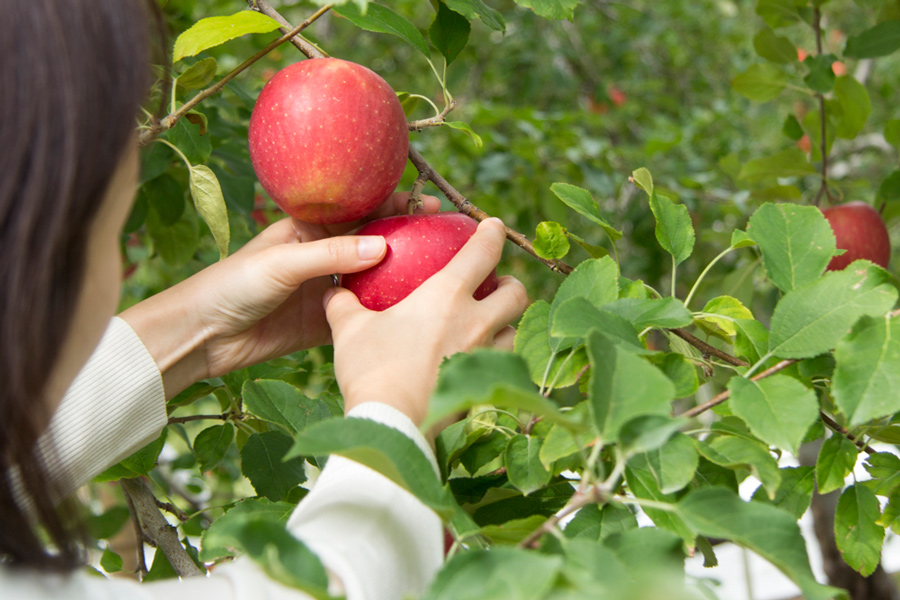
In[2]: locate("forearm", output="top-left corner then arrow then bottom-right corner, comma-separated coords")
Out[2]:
119,280 -> 210,400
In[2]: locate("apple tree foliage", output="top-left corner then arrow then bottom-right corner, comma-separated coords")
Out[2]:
91,0 -> 900,597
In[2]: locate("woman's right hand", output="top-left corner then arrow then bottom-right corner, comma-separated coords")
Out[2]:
323,217 -> 528,428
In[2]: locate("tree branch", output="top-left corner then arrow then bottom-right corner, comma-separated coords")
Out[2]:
168,413 -> 230,425
819,411 -> 875,455
139,5 -> 333,146
670,328 -> 750,368
812,7 -> 833,206
408,100 -> 456,131
248,0 -> 327,59
120,478 -> 204,578
518,486 -> 604,549
121,483 -> 148,578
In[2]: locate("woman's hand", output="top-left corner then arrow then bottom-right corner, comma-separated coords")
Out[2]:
324,218 -> 528,428
120,192 -> 440,399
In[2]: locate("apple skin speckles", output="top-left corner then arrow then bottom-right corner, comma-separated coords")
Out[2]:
341,213 -> 499,311
248,58 -> 408,224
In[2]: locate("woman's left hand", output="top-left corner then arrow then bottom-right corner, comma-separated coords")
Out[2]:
120,192 -> 440,398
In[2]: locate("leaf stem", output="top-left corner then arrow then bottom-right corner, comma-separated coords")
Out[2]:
684,246 -> 736,309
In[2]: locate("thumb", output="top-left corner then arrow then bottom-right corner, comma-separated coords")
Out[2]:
268,235 -> 386,285
323,286 -> 366,326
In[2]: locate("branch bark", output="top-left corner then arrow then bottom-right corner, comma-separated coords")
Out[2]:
120,478 -> 204,578
249,1 -> 327,59
670,328 -> 750,368
679,359 -> 798,419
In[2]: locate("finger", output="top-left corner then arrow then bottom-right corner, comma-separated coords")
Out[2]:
478,276 -> 529,330
239,217 -> 300,251
263,235 -> 386,288
323,286 -> 367,327
493,326 -> 517,350
436,218 -> 506,293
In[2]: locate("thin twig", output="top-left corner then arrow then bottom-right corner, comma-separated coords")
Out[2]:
408,172 -> 429,214
248,0 -> 327,59
408,100 -> 457,131
819,412 -> 876,454
154,497 -> 189,522
139,5 -> 333,146
679,359 -> 798,419
812,8 -> 833,206
121,483 -> 148,578
670,328 -> 750,368
168,413 -> 230,425
518,486 -> 604,549
120,478 -> 204,578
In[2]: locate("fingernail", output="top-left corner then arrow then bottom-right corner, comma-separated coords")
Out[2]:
357,236 -> 385,260
484,217 -> 504,228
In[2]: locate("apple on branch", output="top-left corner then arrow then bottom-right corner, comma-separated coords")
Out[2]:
822,201 -> 891,271
342,213 -> 499,311
249,58 -> 409,224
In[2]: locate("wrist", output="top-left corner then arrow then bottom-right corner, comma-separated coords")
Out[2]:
119,284 -> 211,400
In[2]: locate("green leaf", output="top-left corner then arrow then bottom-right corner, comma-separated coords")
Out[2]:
177,57 -> 218,89
739,148 -> 817,182
783,114 -> 805,141
833,76 -> 871,139
95,431 -> 168,482
734,319 -> 770,364
515,300 -> 589,388
803,54 -> 837,94
533,221 -> 570,260
442,121 -> 483,148
100,548 -> 123,573
677,487 -> 841,600
566,231 -> 609,259
731,228 -> 757,249
619,415 -> 687,456
751,466 -> 816,520
165,119 -> 211,165
885,119 -> 900,149
231,518 -> 331,599
696,436 -> 781,499
863,452 -> 900,496
512,0 -> 580,20
653,353 -> 699,399
173,11 -> 281,62
649,194 -> 694,266
477,515 -> 546,545
549,183 -> 622,242
753,27 -> 797,63
587,332 -> 675,441
194,423 -> 234,472
287,417 -> 457,518
732,63 -> 789,102
140,174 -> 185,227
200,498 -> 295,562
146,199 -> 199,267
549,256 -> 619,351
335,4 -> 431,57
835,484 -> 885,577
396,91 -> 420,117
833,316 -> 900,426
768,262 -> 898,359
628,433 -> 699,494
756,0 -> 803,28
845,20 -> 900,59
696,296 -> 754,338
242,380 -> 317,434
551,298 -> 650,354
602,297 -> 694,331
423,547 -> 562,600
631,167 -> 654,196
424,349 -> 582,432
443,0 -> 505,31
729,375 -> 818,454
429,2 -> 470,64
746,202 -> 836,293
564,503 -> 638,541
624,462 -> 695,544
189,165 -> 230,260
240,431 -> 306,501
816,434 -> 858,495
140,141 -> 175,184
504,435 -> 551,495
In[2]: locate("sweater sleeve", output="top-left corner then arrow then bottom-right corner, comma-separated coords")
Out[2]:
38,316 -> 168,495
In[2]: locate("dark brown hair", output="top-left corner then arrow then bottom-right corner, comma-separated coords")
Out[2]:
0,0 -> 161,571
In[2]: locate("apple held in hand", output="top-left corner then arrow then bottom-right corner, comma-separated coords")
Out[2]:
822,201 -> 891,271
342,213 -> 499,311
249,58 -> 409,224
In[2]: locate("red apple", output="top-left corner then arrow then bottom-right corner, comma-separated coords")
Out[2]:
822,201 -> 891,271
341,213 -> 499,311
248,58 -> 409,224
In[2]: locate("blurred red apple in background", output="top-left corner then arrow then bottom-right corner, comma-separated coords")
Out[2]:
342,213 -> 499,311
822,201 -> 891,271
249,58 -> 409,224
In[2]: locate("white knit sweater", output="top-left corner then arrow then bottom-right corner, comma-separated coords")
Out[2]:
0,317 -> 442,600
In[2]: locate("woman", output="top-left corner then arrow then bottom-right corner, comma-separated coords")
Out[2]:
0,1 -> 528,598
